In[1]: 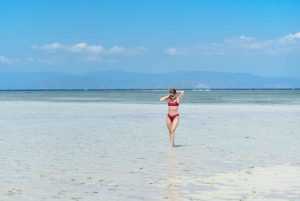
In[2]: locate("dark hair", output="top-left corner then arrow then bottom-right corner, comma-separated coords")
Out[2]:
169,89 -> 177,94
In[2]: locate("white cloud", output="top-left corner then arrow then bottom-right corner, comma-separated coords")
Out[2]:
165,31 -> 300,56
30,43 -> 146,65
107,46 -> 146,55
67,43 -> 87,52
109,46 -> 125,54
128,46 -> 146,55
164,43 -> 225,56
164,48 -> 179,55
87,45 -> 104,53
0,56 -> 11,63
32,43 -> 145,56
224,36 -> 273,51
239,36 -> 252,41
278,32 -> 300,43
64,43 -> 104,53
31,42 -> 63,50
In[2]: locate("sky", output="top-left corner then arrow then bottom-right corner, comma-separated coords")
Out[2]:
0,0 -> 299,77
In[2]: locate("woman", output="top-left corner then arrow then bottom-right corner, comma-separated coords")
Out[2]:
160,89 -> 185,147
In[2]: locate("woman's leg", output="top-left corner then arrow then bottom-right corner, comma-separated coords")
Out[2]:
170,116 -> 180,147
166,116 -> 172,142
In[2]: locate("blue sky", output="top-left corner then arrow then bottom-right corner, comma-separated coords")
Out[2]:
0,0 -> 299,77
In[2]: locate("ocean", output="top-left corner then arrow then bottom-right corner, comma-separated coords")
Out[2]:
1,89 -> 299,104
0,90 -> 299,200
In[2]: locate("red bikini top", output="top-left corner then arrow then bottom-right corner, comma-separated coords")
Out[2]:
168,100 -> 179,106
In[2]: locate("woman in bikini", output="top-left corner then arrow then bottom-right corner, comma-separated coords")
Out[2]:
159,89 -> 185,148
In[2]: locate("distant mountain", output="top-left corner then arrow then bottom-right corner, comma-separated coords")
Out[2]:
1,70 -> 300,89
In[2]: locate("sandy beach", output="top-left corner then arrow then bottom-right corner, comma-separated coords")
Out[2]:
0,96 -> 300,200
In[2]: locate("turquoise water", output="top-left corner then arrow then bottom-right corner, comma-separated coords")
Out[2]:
0,90 -> 299,104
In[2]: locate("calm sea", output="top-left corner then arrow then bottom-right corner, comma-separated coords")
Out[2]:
0,90 -> 299,104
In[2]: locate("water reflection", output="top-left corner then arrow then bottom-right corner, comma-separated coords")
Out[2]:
167,149 -> 181,200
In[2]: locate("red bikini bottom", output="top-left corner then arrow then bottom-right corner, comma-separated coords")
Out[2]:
168,114 -> 179,122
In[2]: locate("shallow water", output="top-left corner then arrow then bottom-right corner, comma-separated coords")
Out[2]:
0,91 -> 299,200
1,90 -> 300,104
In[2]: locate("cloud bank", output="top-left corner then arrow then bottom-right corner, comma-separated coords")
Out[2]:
29,43 -> 146,64
32,43 -> 146,56
165,31 -> 300,56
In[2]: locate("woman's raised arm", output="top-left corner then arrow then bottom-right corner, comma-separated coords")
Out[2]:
160,94 -> 170,102
177,90 -> 185,100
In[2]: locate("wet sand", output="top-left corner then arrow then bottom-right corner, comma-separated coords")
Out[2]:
0,101 -> 299,200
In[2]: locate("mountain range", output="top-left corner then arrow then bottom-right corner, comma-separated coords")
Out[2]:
1,70 -> 300,89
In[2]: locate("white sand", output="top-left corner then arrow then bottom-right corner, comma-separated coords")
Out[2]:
0,101 -> 299,200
